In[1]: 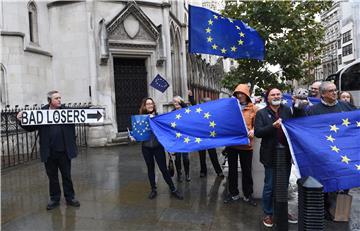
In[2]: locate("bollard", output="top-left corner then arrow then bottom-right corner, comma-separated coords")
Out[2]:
273,144 -> 290,231
297,176 -> 324,230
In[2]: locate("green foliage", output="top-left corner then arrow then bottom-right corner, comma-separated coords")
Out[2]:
221,0 -> 332,94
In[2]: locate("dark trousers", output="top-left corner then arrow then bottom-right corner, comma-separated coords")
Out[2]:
227,148 -> 254,198
45,151 -> 75,202
142,146 -> 175,191
174,152 -> 189,176
199,148 -> 222,174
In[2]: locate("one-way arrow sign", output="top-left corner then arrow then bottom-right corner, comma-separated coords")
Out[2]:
21,109 -> 105,125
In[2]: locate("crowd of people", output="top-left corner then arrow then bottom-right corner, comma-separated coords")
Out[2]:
16,80 -> 357,228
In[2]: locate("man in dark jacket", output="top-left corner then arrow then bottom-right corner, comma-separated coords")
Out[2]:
17,90 -> 80,210
254,88 -> 297,228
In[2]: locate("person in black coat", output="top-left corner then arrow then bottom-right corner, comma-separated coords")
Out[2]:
16,90 -> 80,210
254,88 -> 298,228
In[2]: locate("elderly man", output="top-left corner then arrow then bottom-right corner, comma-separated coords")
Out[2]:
309,81 -> 322,98
17,90 -> 80,210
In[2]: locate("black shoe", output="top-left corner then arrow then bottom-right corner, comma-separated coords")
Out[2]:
66,199 -> 80,207
200,172 -> 206,178
185,174 -> 191,182
243,196 -> 257,206
47,200 -> 60,210
217,172 -> 225,177
177,175 -> 183,182
223,194 -> 240,204
148,190 -> 157,199
171,190 -> 184,200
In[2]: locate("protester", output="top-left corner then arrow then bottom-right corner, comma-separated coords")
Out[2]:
309,81 -> 322,98
223,84 -> 257,206
339,91 -> 356,109
172,96 -> 191,182
307,81 -> 355,220
134,97 -> 183,200
254,88 -> 298,227
16,90 -> 80,210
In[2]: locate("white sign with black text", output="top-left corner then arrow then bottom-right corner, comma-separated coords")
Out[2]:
21,109 -> 104,125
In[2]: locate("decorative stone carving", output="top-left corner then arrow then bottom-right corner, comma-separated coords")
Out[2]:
99,19 -> 109,65
123,14 -> 139,39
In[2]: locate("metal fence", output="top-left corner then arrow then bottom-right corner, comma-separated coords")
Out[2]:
1,103 -> 91,169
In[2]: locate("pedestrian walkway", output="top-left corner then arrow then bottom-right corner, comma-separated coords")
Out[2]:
1,144 -> 359,230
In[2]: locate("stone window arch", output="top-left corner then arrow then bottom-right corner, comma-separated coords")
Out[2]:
0,63 -> 8,107
28,1 -> 39,44
170,23 -> 182,96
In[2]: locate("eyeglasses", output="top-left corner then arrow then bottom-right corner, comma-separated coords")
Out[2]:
145,103 -> 154,105
326,89 -> 338,93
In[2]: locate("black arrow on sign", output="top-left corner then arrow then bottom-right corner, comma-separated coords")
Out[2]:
87,110 -> 102,121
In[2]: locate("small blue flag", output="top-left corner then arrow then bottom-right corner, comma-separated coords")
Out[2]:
131,115 -> 151,141
189,5 -> 265,60
282,94 -> 321,108
149,98 -> 249,152
150,74 -> 169,93
282,110 -> 360,192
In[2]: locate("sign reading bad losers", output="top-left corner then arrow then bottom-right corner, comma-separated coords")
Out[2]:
21,109 -> 104,125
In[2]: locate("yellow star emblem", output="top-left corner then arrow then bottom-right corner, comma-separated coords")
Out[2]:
231,46 -> 237,52
185,108 -> 191,114
357,121 -> 360,127
326,135 -> 335,143
221,48 -> 227,54
176,132 -> 182,138
212,44 -> 218,50
356,164 -> 360,170
238,39 -> 244,45
342,118 -> 350,127
331,145 -> 340,153
210,131 -> 216,137
184,137 -> 190,144
205,27 -> 211,33
175,114 -> 182,120
171,122 -> 176,128
207,36 -> 213,42
196,108 -> 202,113
209,121 -> 216,128
208,19 -> 213,25
330,124 -> 339,133
213,15 -> 218,19
341,155 -> 350,164
228,18 -> 234,23
195,137 -> 202,144
204,112 -> 211,119
239,32 -> 245,37
235,25 -> 240,30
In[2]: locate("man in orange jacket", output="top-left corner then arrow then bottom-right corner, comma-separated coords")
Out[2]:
224,84 -> 258,206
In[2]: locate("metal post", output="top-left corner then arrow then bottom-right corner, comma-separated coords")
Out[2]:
273,144 -> 289,231
297,176 -> 324,230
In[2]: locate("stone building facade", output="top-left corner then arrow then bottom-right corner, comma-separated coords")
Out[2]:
0,0 -> 224,146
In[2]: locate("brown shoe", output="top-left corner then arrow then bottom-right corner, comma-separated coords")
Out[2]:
263,215 -> 273,228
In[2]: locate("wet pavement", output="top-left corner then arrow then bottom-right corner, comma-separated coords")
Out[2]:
1,144 -> 359,230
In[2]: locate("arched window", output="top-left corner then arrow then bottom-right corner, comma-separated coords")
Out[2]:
28,1 -> 38,44
0,63 -> 7,107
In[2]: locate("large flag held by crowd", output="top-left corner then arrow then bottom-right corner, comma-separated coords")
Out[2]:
188,5 -> 265,60
282,94 -> 321,108
282,110 -> 360,192
149,98 -> 249,152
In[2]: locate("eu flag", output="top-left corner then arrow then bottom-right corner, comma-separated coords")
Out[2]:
149,98 -> 249,152
150,74 -> 169,93
282,110 -> 360,192
131,115 -> 151,141
189,5 -> 265,60
282,94 -> 321,108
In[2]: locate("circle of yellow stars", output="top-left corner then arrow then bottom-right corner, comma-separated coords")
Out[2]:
326,118 -> 360,171
204,14 -> 245,55
171,106 -> 217,145
133,119 -> 150,136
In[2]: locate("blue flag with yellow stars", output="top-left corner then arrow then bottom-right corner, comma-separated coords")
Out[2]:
282,110 -> 360,192
188,5 -> 265,60
130,115 -> 151,141
150,74 -> 169,93
149,98 -> 249,152
282,94 -> 321,108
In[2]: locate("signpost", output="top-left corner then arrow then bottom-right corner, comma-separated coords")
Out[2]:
21,109 -> 104,125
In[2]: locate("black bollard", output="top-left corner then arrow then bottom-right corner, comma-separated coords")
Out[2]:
297,176 -> 324,230
273,144 -> 289,231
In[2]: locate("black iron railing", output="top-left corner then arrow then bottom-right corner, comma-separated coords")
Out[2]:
1,103 -> 91,169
